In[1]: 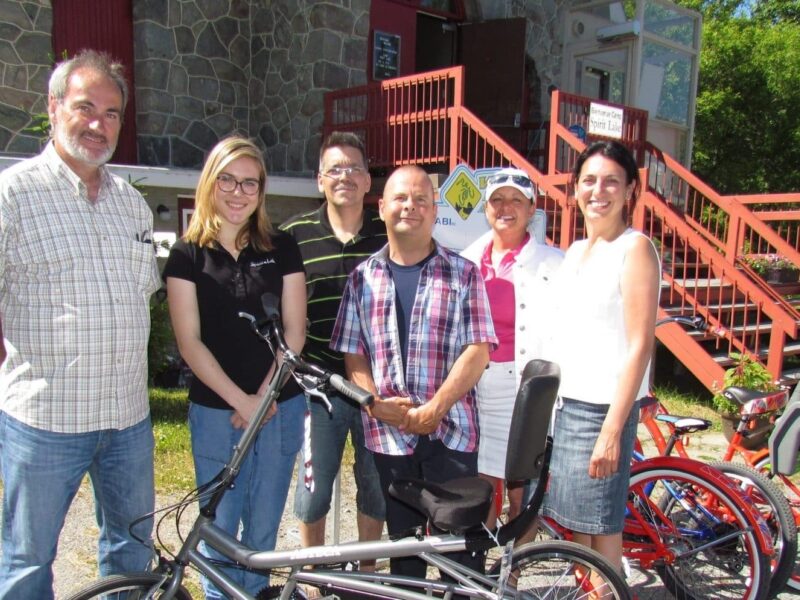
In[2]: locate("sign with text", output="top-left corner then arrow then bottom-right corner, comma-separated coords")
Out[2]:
588,102 -> 624,139
373,31 -> 400,80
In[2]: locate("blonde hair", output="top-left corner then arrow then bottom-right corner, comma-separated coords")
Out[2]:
184,136 -> 273,252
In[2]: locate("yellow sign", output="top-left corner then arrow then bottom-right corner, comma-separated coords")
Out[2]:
442,170 -> 480,221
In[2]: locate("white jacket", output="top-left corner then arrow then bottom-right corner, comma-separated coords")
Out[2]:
462,230 -> 564,389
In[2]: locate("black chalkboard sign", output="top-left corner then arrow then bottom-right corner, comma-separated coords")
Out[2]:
373,31 -> 401,80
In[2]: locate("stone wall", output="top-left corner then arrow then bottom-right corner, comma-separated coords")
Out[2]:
0,0 -> 51,156
134,0 -> 369,174
133,0 -> 254,169
249,0 -> 370,176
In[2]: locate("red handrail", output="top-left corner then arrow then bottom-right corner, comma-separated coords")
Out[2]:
644,143 -> 800,268
322,70 -> 799,385
324,66 -> 464,168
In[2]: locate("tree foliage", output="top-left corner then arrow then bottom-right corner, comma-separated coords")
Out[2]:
676,0 -> 800,193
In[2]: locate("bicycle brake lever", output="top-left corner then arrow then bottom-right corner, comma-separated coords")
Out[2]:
295,374 -> 333,413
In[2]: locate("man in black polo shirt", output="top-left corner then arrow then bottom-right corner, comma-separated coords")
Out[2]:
281,132 -> 387,562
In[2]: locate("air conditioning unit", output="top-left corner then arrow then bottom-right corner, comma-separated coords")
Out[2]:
596,20 -> 641,41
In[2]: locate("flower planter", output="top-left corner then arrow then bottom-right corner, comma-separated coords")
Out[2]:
765,267 -> 799,284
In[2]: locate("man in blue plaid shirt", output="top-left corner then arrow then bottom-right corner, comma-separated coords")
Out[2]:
331,165 -> 497,577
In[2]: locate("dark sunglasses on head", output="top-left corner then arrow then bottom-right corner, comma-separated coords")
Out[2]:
487,173 -> 533,188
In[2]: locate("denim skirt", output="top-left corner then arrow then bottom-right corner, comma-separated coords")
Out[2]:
542,397 -> 639,535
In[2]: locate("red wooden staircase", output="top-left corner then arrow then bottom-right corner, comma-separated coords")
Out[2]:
323,66 -> 800,391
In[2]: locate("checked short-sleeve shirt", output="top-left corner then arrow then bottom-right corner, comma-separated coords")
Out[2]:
330,242 -> 497,456
0,143 -> 161,433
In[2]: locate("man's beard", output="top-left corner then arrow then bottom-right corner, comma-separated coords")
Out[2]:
54,125 -> 115,167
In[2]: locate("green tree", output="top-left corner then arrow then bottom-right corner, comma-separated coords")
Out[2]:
676,0 -> 800,193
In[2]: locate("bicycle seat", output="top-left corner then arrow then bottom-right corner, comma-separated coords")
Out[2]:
769,398 -> 800,476
654,413 -> 711,434
722,386 -> 787,416
389,477 -> 493,534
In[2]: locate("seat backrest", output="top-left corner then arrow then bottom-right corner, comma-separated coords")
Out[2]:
769,398 -> 800,476
505,359 -> 561,481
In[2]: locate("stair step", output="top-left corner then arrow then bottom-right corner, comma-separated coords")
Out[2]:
781,367 -> 800,381
661,278 -> 731,289
711,340 -> 800,366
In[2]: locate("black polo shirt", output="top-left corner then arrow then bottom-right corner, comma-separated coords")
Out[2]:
280,203 -> 387,376
163,232 -> 304,409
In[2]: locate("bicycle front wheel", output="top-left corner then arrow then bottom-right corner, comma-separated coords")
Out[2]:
64,573 -> 193,600
626,462 -> 770,600
488,540 -> 632,600
710,460 -> 797,597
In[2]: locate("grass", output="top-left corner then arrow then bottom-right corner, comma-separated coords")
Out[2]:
150,387 -> 194,492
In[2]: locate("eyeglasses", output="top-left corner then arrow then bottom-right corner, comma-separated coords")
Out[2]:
216,174 -> 260,195
320,165 -> 367,179
487,173 -> 533,188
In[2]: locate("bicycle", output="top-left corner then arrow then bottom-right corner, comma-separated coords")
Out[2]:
638,314 -> 798,596
536,449 -> 775,600
67,293 -> 631,600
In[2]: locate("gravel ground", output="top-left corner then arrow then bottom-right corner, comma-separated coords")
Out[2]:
0,426 -> 795,599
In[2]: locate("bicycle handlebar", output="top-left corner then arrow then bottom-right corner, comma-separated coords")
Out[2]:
655,314 -> 726,337
239,294 -> 374,408
328,373 -> 374,407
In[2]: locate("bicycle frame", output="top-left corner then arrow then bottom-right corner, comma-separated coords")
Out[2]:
159,414 -> 554,600
167,513 -> 508,600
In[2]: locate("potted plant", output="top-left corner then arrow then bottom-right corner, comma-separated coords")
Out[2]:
712,351 -> 779,448
740,253 -> 800,284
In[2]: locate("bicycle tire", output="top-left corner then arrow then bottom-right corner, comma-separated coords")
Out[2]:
487,540 -> 632,599
63,572 -> 193,600
627,462 -> 770,600
710,460 -> 797,597
754,455 -> 800,592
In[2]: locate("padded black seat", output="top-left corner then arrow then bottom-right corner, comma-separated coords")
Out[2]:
389,477 -> 493,534
722,386 -> 774,406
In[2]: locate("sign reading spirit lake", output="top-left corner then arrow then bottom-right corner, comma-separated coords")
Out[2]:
588,102 -> 624,139
373,31 -> 400,80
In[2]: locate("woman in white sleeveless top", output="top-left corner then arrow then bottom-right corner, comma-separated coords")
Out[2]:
542,141 -> 660,582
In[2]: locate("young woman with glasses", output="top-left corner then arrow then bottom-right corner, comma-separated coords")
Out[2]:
163,136 -> 307,599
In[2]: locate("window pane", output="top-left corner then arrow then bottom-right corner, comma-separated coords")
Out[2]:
644,0 -> 696,47
640,40 -> 691,124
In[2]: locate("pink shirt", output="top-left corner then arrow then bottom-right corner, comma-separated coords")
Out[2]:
479,233 -> 529,363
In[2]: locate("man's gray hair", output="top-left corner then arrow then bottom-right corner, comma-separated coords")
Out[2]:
49,49 -> 129,111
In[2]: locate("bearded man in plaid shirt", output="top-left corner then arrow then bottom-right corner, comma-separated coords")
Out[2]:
0,51 -> 160,598
331,165 -> 497,578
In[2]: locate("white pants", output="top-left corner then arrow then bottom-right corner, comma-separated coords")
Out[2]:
476,360 -> 516,479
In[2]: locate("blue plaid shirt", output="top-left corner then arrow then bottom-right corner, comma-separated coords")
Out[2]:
331,242 -> 497,455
